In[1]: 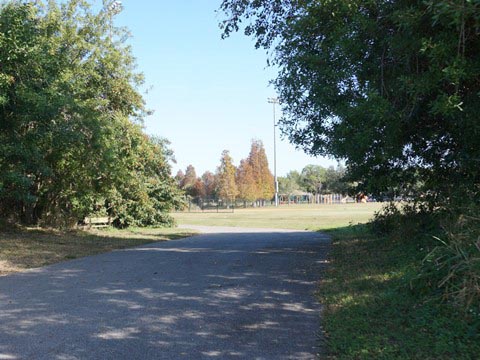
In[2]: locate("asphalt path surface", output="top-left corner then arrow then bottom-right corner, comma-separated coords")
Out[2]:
0,226 -> 330,359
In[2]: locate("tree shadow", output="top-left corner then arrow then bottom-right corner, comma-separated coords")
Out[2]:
0,228 -> 196,275
319,224 -> 480,358
0,230 -> 330,359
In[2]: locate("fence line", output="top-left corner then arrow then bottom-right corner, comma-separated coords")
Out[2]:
179,194 -> 362,212
182,196 -> 235,213
279,193 -> 357,205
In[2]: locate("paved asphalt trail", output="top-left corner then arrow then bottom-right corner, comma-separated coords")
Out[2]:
0,226 -> 330,359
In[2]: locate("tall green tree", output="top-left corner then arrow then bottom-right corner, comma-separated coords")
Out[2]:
109,134 -> 183,228
324,165 -> 349,195
219,0 -> 480,208
300,165 -> 327,195
278,173 -> 300,203
0,1 -> 180,227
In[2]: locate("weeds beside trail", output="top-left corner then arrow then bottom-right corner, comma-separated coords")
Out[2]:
320,210 -> 480,359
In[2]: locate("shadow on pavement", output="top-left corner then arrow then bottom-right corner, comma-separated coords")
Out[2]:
0,231 -> 330,359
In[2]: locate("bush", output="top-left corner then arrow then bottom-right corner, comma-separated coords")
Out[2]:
369,202 -> 403,235
372,201 -> 480,315
417,213 -> 480,314
370,202 -> 438,239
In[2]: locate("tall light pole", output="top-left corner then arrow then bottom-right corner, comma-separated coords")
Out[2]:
268,97 -> 280,207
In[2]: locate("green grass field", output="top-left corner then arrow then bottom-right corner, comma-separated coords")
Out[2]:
173,203 -> 384,230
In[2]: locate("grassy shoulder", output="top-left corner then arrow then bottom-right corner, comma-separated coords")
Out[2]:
320,225 -> 479,359
0,226 -> 196,276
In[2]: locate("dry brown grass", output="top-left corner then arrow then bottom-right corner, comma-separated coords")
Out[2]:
0,226 -> 196,276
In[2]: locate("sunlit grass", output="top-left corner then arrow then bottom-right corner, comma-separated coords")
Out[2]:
173,203 -> 384,230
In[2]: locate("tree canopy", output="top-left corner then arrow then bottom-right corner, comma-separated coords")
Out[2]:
300,165 -> 327,195
219,0 -> 480,208
278,165 -> 348,197
0,0 -> 182,227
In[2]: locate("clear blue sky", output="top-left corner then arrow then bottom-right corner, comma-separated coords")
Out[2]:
109,0 -> 338,176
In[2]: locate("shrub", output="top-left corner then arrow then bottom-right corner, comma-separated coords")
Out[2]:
370,201 -> 480,315
370,202 -> 438,239
417,213 -> 480,314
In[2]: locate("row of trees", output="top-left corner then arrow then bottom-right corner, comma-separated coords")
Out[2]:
175,140 -> 274,203
278,165 -> 348,200
175,140 -> 349,204
0,1 -> 182,227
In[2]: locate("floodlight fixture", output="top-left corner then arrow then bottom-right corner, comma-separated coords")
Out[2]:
109,1 -> 123,15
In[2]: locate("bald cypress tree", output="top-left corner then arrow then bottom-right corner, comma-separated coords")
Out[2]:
236,159 -> 257,203
180,165 -> 197,196
247,140 -> 274,203
215,150 -> 238,201
201,171 -> 216,199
